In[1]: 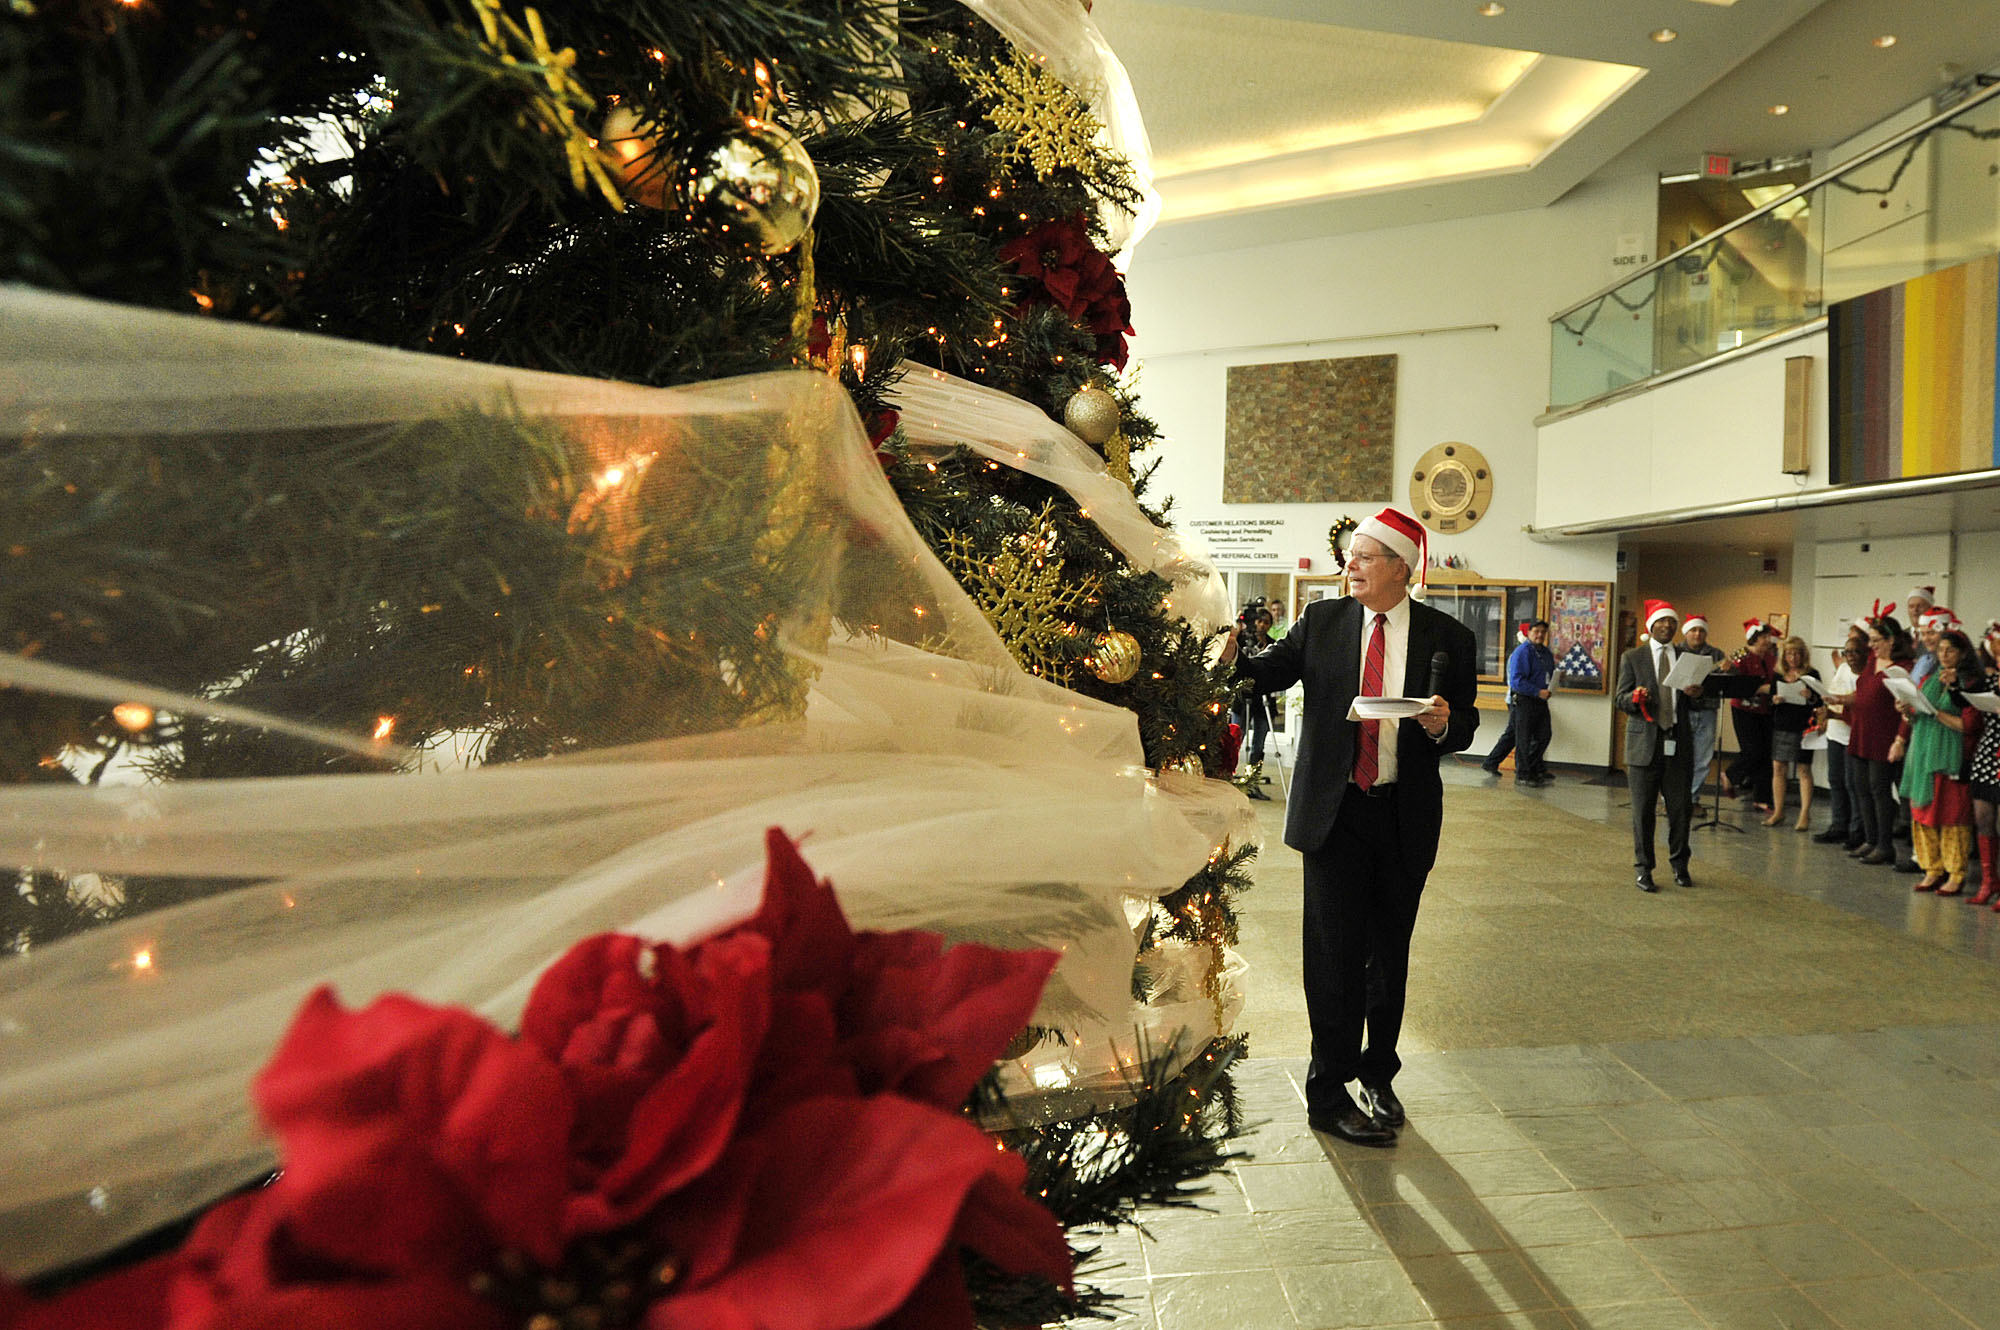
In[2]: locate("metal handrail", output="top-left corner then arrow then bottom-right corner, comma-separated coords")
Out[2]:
1548,75 -> 2000,325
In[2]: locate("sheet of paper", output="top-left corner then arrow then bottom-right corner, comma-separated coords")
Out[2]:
1775,679 -> 1813,705
1796,674 -> 1825,695
1883,676 -> 1935,716
1661,652 -> 1716,690
1882,665 -> 1911,681
1962,690 -> 2000,714
1801,727 -> 1828,751
1346,696 -> 1431,722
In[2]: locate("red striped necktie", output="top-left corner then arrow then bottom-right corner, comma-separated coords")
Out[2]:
1355,612 -> 1387,790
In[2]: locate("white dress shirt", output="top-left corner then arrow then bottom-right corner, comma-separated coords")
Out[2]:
1356,595 -> 1411,786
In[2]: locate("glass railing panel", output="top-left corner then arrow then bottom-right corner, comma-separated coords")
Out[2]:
1547,82 -> 2000,412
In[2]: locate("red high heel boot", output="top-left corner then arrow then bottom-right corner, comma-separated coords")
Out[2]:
1973,835 -> 2000,907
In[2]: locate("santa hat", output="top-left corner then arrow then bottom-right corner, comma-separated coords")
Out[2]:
1644,599 -> 1679,630
1354,507 -> 1429,598
1985,619 -> 2000,642
1517,620 -> 1532,642
1682,613 -> 1709,632
1743,617 -> 1771,642
1909,585 -> 1936,607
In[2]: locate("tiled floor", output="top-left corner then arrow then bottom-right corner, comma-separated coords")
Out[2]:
1080,767 -> 2000,1330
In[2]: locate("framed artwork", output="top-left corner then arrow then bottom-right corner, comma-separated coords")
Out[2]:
1422,580 -> 1543,684
1292,575 -> 1347,621
1548,582 -> 1613,694
1224,355 -> 1398,503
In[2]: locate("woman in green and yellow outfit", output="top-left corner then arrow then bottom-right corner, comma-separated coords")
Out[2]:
1892,628 -> 1980,894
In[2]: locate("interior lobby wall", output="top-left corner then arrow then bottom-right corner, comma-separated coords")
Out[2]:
1126,171 -> 1655,766
1631,544 -> 1794,756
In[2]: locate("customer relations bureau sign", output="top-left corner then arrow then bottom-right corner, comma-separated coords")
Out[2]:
1187,518 -> 1292,569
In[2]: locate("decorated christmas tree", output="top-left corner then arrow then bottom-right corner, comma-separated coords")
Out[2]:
1,0 -> 1254,1321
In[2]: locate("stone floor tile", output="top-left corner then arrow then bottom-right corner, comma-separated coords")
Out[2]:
1781,1167 -> 1926,1220
1544,1299 -> 1707,1329
1082,1280 -> 1156,1330
1340,1155 -> 1482,1207
1627,1230 -> 1789,1296
1366,1198 -> 1512,1256
1445,1149 -> 1573,1199
1606,1035 -> 1825,1100
1678,1175 -> 1818,1228
1508,1111 -> 1630,1151
1685,1285 -> 1844,1330
1234,1162 -> 1355,1214
1072,1225 -> 1147,1283
1870,1161 -> 2000,1214
1140,1212 -> 1273,1277
1519,1238 -> 1675,1308
1584,1182 -> 1723,1237
1737,1220 -> 1897,1284
1890,1024 -> 2000,1079
1629,1135 -> 1758,1183
1152,1270 -> 1298,1330
1539,1141 -> 1670,1190
1405,1112 -> 1534,1157
1397,1250 -> 1555,1318
1253,1210 -> 1394,1266
1595,1100 -> 1714,1143
1481,1192 -> 1623,1248
1840,1209 -> 1997,1272
1799,1274 -> 1975,1330
1382,1313 -> 1576,1330
1279,1259 -> 1430,1329
1915,1263 -> 2000,1330
1710,1123 -> 1851,1174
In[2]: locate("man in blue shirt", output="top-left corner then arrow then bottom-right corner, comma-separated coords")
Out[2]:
1507,619 -> 1556,785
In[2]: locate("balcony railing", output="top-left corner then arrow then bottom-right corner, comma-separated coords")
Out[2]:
1548,78 -> 2000,414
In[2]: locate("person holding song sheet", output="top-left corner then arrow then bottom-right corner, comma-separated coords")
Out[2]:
1765,637 -> 1822,830
1221,506 -> 1477,1147
1892,628 -> 1979,894
1968,623 -> 2000,906
1845,615 -> 1917,867
1616,600 -> 1703,892
1680,614 -> 1727,799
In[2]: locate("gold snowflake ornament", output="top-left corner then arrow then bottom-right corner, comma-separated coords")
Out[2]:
950,49 -> 1104,181
938,505 -> 1098,683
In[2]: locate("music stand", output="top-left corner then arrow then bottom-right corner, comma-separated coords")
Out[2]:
1692,672 -> 1761,833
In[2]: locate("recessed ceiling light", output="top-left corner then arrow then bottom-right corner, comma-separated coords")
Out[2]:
1768,104 -> 1790,116
1872,34 -> 1898,48
1650,27 -> 1678,42
1477,2 -> 1505,14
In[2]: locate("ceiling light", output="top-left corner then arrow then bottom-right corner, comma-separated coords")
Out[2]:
1872,34 -> 1897,48
1650,27 -> 1678,42
1477,2 -> 1505,14
1768,104 -> 1790,116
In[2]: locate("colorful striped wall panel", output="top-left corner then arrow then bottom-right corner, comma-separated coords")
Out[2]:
1828,250 -> 2000,484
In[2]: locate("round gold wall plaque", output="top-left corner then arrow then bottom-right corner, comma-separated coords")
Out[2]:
1409,442 -> 1493,535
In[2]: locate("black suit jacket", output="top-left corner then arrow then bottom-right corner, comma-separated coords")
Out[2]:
1238,595 -> 1480,873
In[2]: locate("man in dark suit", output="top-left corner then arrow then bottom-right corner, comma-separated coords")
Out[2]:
1224,507 -> 1478,1148
1616,599 -> 1701,892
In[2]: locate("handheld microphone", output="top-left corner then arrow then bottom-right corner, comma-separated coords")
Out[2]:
1426,650 -> 1449,699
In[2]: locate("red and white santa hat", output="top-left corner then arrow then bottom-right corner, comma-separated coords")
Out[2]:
1682,613 -> 1709,632
1644,599 -> 1679,630
1919,606 -> 1962,631
1909,585 -> 1937,608
1517,620 -> 1532,642
1354,506 -> 1429,598
1985,619 -> 2000,643
1743,617 -> 1771,641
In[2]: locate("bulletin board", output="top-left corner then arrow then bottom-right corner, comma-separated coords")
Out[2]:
1548,582 -> 1613,694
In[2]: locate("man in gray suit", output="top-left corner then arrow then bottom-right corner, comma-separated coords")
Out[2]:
1616,599 -> 1702,892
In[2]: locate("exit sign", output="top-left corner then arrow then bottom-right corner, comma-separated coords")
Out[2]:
1701,153 -> 1733,178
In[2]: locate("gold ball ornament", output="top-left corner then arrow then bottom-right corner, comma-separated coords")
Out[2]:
1089,629 -> 1141,684
1063,385 -> 1121,446
677,118 -> 820,256
599,105 -> 673,211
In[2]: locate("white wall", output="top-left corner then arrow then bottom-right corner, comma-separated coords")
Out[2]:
1536,331 -> 1828,528
1126,172 -> 1654,766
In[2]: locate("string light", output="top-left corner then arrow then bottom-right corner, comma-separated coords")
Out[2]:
111,702 -> 153,732
373,716 -> 397,741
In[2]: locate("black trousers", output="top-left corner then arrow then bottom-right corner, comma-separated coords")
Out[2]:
1517,696 -> 1552,778
1482,701 -> 1519,771
1824,739 -> 1852,837
1726,710 -> 1774,802
1628,744 -> 1692,871
1301,792 -> 1426,1112
1859,756 -> 1898,850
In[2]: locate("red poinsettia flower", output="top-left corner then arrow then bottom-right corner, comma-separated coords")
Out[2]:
1,830 -> 1070,1330
999,214 -> 1134,370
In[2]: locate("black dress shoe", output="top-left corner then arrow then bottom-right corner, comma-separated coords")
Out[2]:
1672,865 -> 1693,887
1812,829 -> 1846,844
1358,1082 -> 1405,1127
1245,785 -> 1272,800
1635,871 -> 1659,892
1308,1097 -> 1397,1147
1843,838 -> 1867,852
1896,858 -> 1924,874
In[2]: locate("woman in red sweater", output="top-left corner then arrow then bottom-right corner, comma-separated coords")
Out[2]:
1841,615 -> 1914,866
